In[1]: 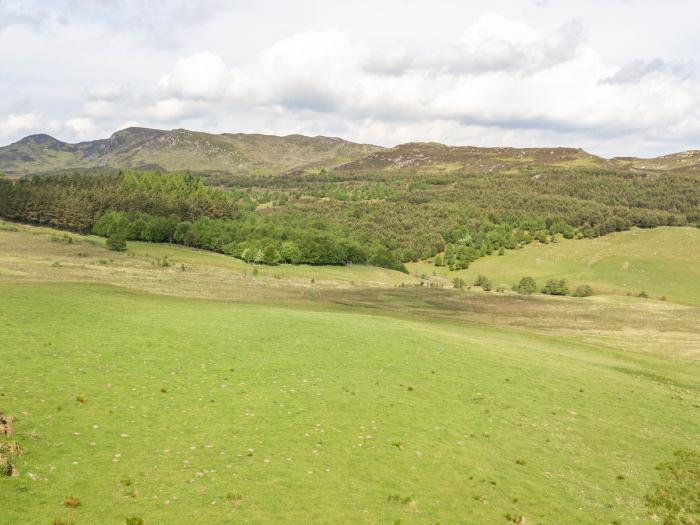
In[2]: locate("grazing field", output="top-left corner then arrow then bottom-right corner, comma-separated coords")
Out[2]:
409,227 -> 700,306
1,223 -> 699,524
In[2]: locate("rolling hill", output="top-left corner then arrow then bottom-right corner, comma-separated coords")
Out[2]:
3,127 -> 700,180
338,142 -> 611,172
0,127 -> 383,178
0,221 -> 698,524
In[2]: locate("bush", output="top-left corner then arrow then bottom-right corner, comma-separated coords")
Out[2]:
368,245 -> 407,273
452,277 -> 465,289
279,241 -> 302,264
474,275 -> 492,291
125,518 -> 144,525
514,276 -> 537,295
572,284 -> 593,297
541,278 -> 569,296
0,459 -> 14,477
106,233 -> 127,252
638,290 -> 649,298
262,244 -> 280,265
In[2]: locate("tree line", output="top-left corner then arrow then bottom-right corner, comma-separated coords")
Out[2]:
0,165 -> 697,271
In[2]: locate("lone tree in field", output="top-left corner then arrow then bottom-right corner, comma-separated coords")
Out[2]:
106,233 -> 127,251
514,276 -> 537,295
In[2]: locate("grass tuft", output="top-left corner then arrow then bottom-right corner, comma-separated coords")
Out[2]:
62,497 -> 81,508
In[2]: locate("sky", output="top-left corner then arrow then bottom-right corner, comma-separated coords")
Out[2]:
1,0 -> 700,157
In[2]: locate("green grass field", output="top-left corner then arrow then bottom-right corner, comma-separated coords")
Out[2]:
409,227 -> 700,306
1,223 -> 699,524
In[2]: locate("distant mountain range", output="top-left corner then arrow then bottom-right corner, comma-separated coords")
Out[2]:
1,126 -> 699,179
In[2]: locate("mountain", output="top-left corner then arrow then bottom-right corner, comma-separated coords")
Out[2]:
0,127 -> 383,178
2,127 -> 699,179
337,142 -> 611,172
611,150 -> 700,172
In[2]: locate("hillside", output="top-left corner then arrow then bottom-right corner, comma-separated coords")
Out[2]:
3,127 -> 700,180
0,127 -> 383,178
409,226 -> 700,307
339,142 -> 612,172
1,222 -> 699,524
612,149 -> 700,172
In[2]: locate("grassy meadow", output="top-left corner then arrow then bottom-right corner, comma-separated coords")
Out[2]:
1,222 -> 699,524
409,227 -> 700,306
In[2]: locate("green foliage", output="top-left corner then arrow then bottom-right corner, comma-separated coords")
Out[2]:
106,233 -> 127,252
279,241 -> 302,264
541,279 -> 569,296
368,245 -> 407,273
573,284 -> 594,297
452,277 -> 465,289
474,275 -> 492,291
1,160 -> 699,273
638,290 -> 649,298
514,276 -> 538,295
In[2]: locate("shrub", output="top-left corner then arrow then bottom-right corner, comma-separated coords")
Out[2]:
0,459 -> 14,477
368,244 -> 407,273
125,518 -> 144,525
474,275 -> 492,291
106,233 -> 127,252
262,244 -> 280,265
452,277 -> 465,289
279,241 -> 302,264
541,278 -> 569,296
514,276 -> 537,295
572,284 -> 594,297
638,290 -> 649,298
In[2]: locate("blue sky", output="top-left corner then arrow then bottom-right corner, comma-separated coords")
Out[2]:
2,0 -> 699,156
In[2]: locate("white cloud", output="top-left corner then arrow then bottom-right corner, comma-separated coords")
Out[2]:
603,58 -> 693,85
82,100 -> 118,119
64,117 -> 97,139
167,20 -> 695,144
0,111 -> 43,139
143,98 -> 202,122
1,1 -> 700,156
88,83 -> 126,100
158,52 -> 229,100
